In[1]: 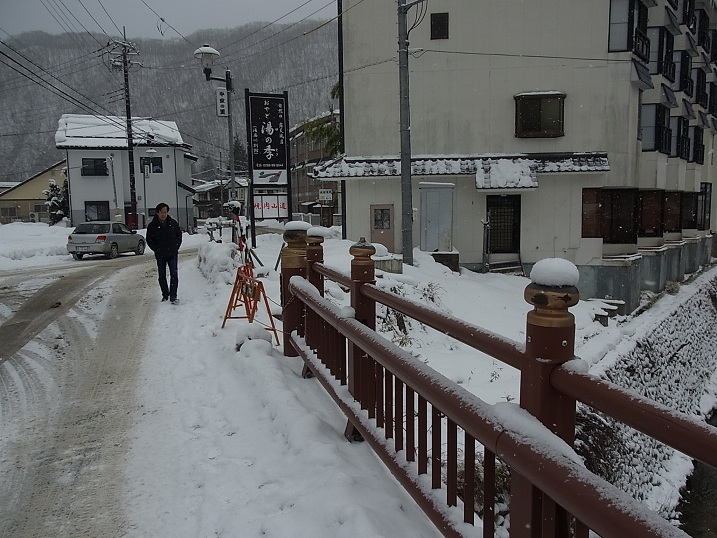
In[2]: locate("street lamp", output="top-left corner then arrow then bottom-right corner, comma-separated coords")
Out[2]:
193,45 -> 236,209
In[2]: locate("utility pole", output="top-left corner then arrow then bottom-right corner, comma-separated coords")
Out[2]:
105,30 -> 140,228
397,0 -> 425,266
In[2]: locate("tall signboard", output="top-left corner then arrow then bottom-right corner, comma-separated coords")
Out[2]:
245,90 -> 292,244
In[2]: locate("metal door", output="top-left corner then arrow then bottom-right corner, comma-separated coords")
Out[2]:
370,204 -> 395,253
486,195 -> 520,253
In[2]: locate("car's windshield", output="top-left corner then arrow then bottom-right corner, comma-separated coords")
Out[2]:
74,223 -> 110,234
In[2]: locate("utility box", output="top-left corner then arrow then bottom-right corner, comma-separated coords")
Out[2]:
420,182 -> 454,252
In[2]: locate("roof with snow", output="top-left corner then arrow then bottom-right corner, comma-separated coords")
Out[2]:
55,114 -> 187,149
192,177 -> 250,192
312,153 -> 610,189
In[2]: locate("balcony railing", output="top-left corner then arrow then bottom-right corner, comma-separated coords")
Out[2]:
680,75 -> 695,97
678,135 -> 692,160
660,57 -> 676,82
633,28 -> 651,63
700,31 -> 711,53
686,12 -> 697,35
709,91 -> 717,115
658,127 -> 673,154
694,142 -> 705,164
697,88 -> 709,108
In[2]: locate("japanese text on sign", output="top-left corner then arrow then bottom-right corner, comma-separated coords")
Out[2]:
248,94 -> 287,170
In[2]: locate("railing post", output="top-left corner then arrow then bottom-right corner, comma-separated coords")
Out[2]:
345,237 -> 376,441
280,224 -> 310,356
511,275 -> 579,538
303,233 -> 325,377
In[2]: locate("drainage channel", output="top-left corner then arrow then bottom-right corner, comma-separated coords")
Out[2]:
678,411 -> 717,537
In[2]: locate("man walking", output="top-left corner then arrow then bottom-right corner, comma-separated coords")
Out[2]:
146,202 -> 183,304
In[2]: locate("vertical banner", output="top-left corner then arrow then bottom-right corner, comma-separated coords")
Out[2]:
216,88 -> 228,117
247,92 -> 288,184
245,90 -> 292,245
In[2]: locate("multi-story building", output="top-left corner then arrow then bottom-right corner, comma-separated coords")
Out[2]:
289,110 -> 341,227
315,0 -> 717,311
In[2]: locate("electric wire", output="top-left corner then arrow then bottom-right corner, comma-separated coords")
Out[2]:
96,0 -> 123,35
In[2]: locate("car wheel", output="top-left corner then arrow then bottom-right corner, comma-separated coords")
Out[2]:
71,252 -> 84,260
107,243 -> 119,259
135,239 -> 145,255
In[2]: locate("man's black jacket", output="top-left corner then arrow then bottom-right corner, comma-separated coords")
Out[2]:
146,215 -> 182,259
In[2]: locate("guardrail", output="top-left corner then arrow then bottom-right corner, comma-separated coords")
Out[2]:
279,227 -> 717,537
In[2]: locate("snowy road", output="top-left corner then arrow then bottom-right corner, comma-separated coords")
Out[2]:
0,252 -> 189,537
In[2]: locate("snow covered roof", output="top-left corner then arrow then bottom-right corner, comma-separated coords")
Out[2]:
313,153 -> 610,189
191,177 -> 250,192
55,114 -> 186,149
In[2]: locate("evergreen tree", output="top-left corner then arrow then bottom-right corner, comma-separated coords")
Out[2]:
303,82 -> 342,156
233,137 -> 248,173
42,178 -> 69,225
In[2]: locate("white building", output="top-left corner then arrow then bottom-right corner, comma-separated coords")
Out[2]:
317,0 -> 717,311
55,114 -> 197,230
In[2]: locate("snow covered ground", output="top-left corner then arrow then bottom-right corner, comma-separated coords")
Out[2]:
0,220 -> 714,536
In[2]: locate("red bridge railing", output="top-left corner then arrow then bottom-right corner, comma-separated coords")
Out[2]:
279,228 -> 717,538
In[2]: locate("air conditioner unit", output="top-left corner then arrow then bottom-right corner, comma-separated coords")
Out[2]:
29,213 -> 36,219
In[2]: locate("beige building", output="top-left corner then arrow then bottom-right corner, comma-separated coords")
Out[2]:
316,0 -> 717,311
289,110 -> 341,227
0,160 -> 67,224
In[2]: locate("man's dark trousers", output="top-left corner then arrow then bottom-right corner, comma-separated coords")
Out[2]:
156,255 -> 179,300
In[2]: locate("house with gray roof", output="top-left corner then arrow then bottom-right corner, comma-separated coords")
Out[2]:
55,114 -> 197,230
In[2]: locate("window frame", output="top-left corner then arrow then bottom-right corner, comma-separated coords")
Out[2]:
638,190 -> 665,237
681,191 -> 698,229
514,92 -> 566,138
81,158 -> 109,176
601,189 -> 639,244
663,191 -> 682,233
582,188 -> 602,238
140,156 -> 163,174
430,12 -> 449,40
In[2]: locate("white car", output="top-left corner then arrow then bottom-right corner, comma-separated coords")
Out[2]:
67,221 -> 145,260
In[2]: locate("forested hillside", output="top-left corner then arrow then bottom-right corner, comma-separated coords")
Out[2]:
0,21 -> 337,182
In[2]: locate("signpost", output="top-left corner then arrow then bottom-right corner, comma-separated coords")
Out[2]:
245,90 -> 291,246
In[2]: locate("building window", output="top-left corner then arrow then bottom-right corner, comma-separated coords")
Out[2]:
609,0 -> 650,61
675,50 -> 693,96
638,190 -> 664,236
670,116 -> 690,159
514,92 -> 565,138
682,192 -> 698,229
697,182 -> 712,230
84,201 -> 110,221
663,191 -> 681,233
601,189 -> 639,244
640,104 -> 670,152
648,27 -> 675,81
692,127 -> 704,164
430,13 -> 449,40
33,204 -> 46,213
140,156 -> 163,174
582,188 -> 601,238
81,158 -> 108,176
1,207 -> 17,217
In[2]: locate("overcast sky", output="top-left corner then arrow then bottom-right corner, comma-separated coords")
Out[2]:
0,0 -> 336,40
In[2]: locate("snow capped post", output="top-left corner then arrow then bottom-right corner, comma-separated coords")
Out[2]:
281,222 -> 311,356
345,237 -> 377,440
512,258 -> 580,536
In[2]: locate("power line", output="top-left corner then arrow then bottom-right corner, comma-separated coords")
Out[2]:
0,40 -> 124,125
96,0 -> 123,35
138,0 -> 198,47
